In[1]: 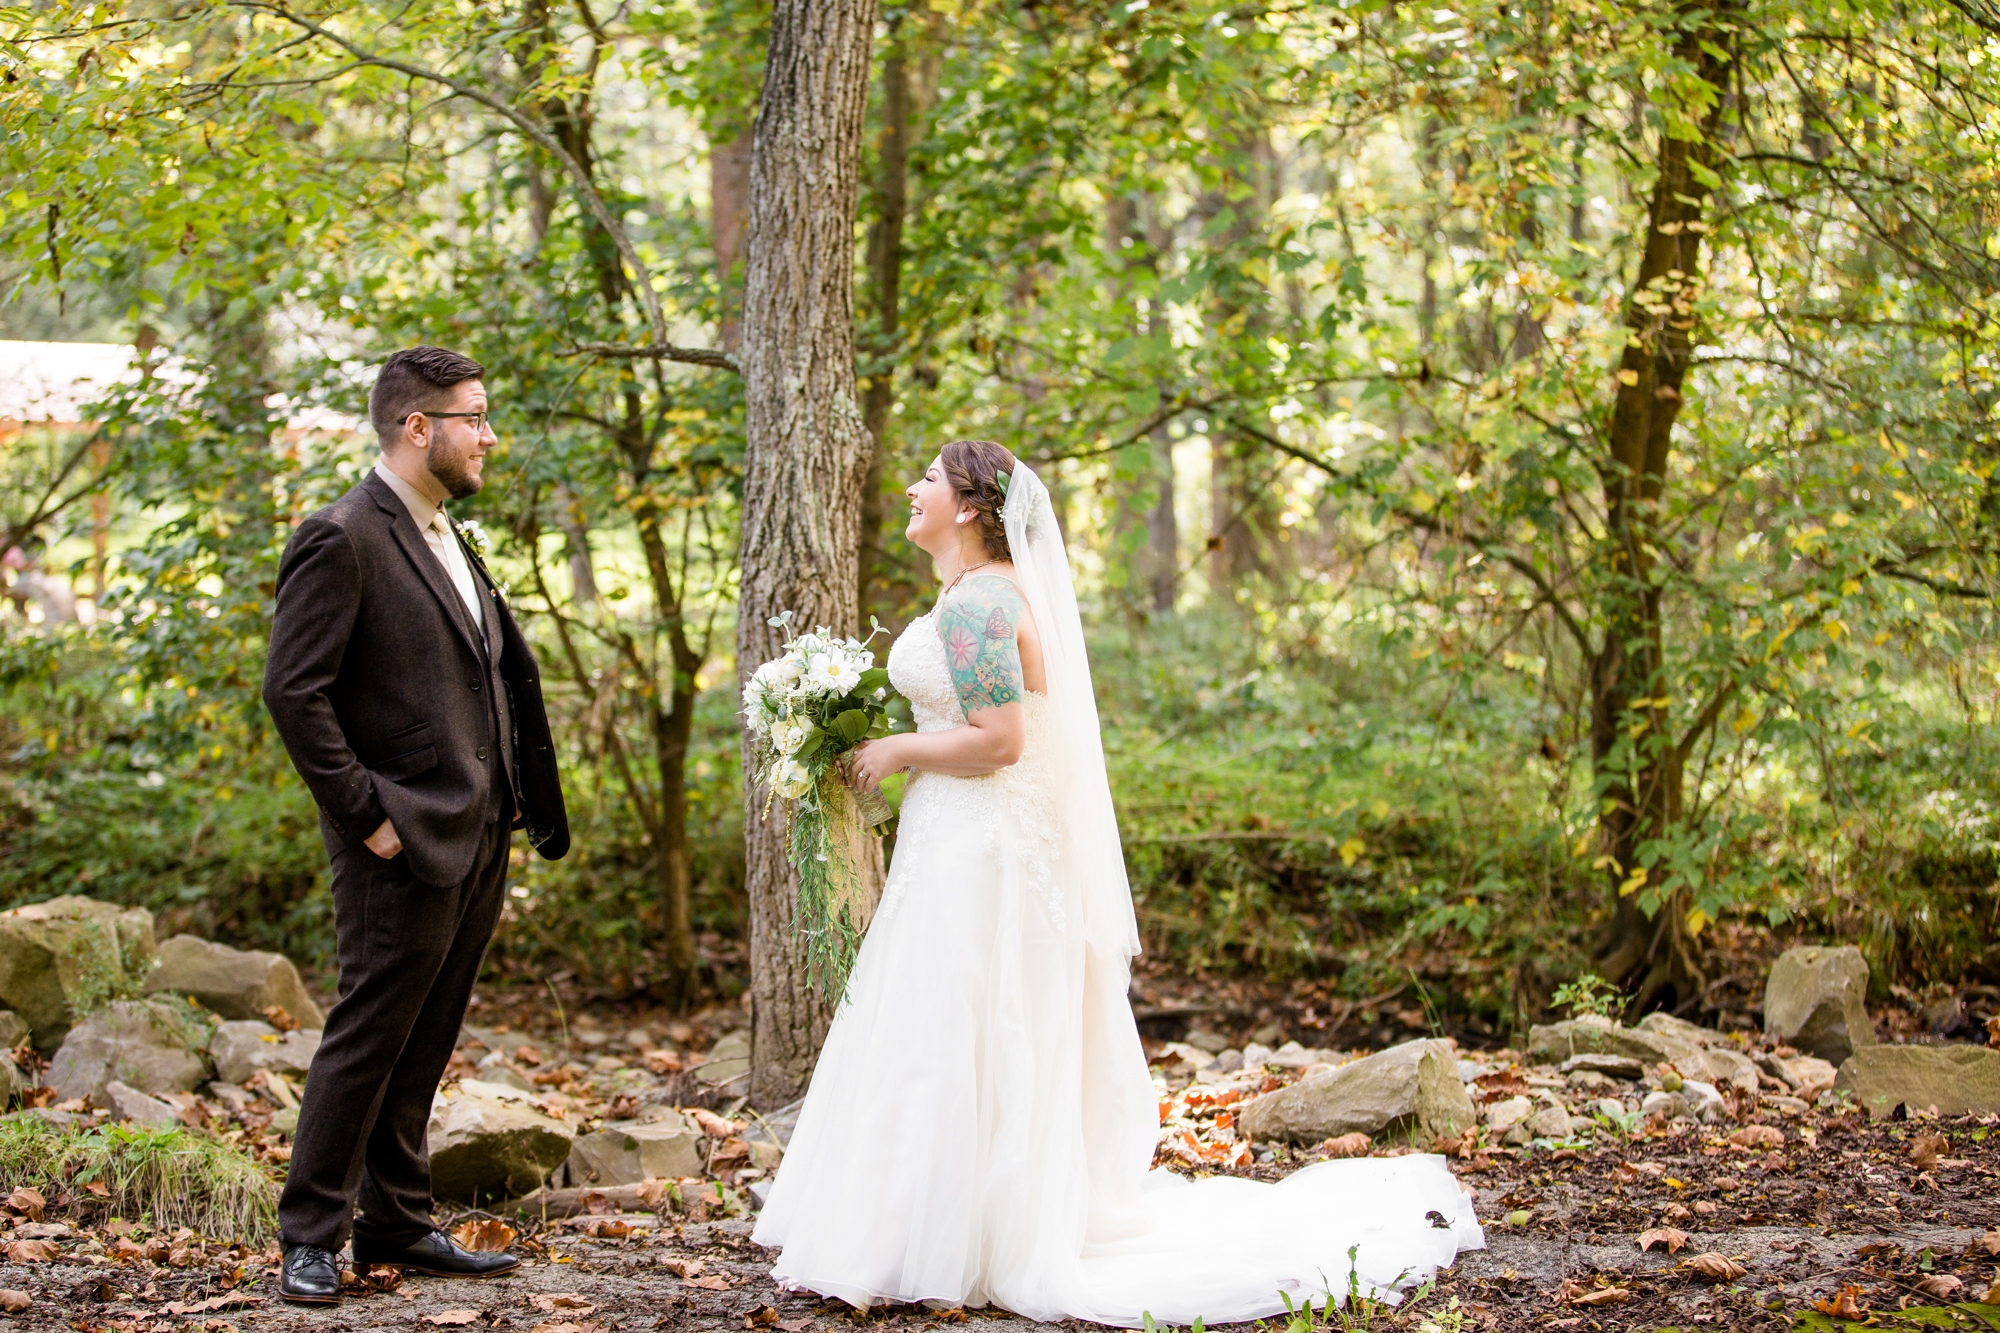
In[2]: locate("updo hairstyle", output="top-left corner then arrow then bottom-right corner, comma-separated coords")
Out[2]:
940,439 -> 1017,562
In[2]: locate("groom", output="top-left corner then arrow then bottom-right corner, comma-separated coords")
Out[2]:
262,346 -> 569,1303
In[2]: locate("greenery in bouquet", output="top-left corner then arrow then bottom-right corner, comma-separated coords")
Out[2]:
743,613 -> 898,992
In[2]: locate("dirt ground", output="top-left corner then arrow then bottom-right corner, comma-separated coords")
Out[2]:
14,971 -> 2000,1333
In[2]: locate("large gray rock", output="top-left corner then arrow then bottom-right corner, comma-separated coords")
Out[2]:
1764,945 -> 1875,1064
207,1020 -> 321,1085
46,999 -> 207,1105
565,1113 -> 705,1187
0,897 -> 158,1051
105,1081 -> 180,1129
427,1087 -> 574,1203
143,935 -> 324,1028
0,1011 -> 28,1052
1834,1044 -> 2000,1120
1529,1014 -> 1680,1066
1238,1039 -> 1476,1145
1530,1012 -> 1757,1091
693,1031 -> 750,1087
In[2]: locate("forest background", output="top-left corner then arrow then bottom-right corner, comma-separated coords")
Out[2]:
4,0 -> 2000,1088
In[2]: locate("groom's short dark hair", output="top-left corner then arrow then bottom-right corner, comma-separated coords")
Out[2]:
370,346 -> 486,446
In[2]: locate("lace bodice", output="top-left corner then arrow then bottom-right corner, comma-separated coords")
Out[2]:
882,609 -> 1062,930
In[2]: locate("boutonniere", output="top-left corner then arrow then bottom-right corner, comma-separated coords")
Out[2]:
454,517 -> 492,560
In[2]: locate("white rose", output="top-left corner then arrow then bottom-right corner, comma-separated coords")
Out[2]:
769,716 -> 813,756
774,759 -> 813,800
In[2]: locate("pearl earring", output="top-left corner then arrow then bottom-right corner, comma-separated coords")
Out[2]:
956,514 -> 970,524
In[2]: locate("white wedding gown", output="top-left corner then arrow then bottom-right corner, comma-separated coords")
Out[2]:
750,608 -> 1484,1327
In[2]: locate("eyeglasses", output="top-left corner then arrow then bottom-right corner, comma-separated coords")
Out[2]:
398,410 -> 492,432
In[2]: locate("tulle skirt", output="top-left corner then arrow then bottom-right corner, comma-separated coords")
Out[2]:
751,770 -> 1483,1327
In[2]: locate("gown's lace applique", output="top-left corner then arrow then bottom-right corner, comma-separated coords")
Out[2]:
880,611 -> 1065,933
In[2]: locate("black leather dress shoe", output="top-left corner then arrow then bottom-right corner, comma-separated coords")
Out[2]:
352,1229 -> 520,1279
279,1244 -> 342,1304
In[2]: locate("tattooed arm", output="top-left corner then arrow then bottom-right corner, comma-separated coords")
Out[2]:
849,574 -> 1035,786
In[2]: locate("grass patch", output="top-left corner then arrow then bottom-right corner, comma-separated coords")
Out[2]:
0,1113 -> 278,1242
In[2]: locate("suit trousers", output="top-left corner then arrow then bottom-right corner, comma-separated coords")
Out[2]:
279,818 -> 509,1251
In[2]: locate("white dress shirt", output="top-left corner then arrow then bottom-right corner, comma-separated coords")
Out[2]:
374,461 -> 486,647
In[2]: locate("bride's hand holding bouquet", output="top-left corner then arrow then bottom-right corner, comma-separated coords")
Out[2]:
743,613 -> 899,991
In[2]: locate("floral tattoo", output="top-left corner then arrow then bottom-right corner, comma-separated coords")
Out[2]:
939,574 -> 1027,714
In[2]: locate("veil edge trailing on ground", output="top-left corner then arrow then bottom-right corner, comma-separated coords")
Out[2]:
1003,461 -> 1141,962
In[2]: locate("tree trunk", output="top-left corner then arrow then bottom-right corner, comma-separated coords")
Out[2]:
738,0 -> 882,1108
858,17 -> 910,629
1144,200 -> 1178,614
1590,9 -> 1734,1014
634,509 -> 704,1007
552,484 -> 598,606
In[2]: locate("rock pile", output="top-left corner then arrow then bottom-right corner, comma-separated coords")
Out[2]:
1184,941 -> 2000,1168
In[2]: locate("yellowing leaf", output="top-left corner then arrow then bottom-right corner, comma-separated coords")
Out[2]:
1617,368 -> 1640,386
1338,837 -> 1366,867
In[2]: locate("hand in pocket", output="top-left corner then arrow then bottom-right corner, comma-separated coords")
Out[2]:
365,817 -> 404,859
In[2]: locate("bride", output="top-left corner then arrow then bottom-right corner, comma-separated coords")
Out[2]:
750,440 -> 1482,1327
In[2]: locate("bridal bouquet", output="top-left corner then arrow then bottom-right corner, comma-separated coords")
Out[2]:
743,614 -> 897,992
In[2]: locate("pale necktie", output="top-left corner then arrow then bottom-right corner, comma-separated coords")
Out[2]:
427,510 -> 486,645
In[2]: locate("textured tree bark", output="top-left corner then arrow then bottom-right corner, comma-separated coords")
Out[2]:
738,0 -> 882,1108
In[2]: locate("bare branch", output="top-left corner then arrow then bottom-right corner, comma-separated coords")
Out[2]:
567,342 -> 740,372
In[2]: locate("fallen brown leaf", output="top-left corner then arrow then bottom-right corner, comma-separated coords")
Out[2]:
4,1241 -> 57,1264
4,1188 -> 43,1222
1726,1125 -> 1783,1151
83,1181 -> 109,1197
1559,1282 -> 1632,1308
580,1190 -> 615,1216
451,1218 -> 517,1253
744,1307 -> 781,1329
0,1291 -> 28,1314
424,1311 -> 480,1327
1692,1201 -> 1719,1216
581,1218 -> 631,1240
684,1274 -> 732,1291
1684,1253 -> 1747,1282
635,1178 -> 675,1212
1812,1285 -> 1868,1321
530,1322 -> 595,1333
1320,1132 -> 1371,1158
775,1322 -> 812,1333
529,1294 -> 596,1315
261,1004 -> 300,1032
1638,1227 -> 1691,1254
159,1294 -> 266,1316
1661,1203 -> 1691,1222
1975,1229 -> 2000,1257
689,1107 -> 739,1138
1909,1132 -> 1948,1171
662,1259 -> 704,1279
1913,1273 -> 1964,1300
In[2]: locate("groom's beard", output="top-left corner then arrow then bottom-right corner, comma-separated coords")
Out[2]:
428,439 -> 484,500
